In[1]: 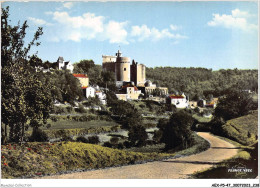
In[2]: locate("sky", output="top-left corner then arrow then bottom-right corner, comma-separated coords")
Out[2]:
2,1 -> 259,70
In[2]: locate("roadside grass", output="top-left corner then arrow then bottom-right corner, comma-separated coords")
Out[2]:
125,132 -> 210,157
1,142 -> 173,179
125,143 -> 165,153
171,132 -> 210,156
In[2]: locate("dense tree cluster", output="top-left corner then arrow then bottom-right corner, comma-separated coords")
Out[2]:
45,70 -> 83,104
146,67 -> 258,99
214,89 -> 254,121
210,89 -> 256,135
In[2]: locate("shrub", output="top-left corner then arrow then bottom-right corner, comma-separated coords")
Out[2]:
67,115 -> 72,120
79,115 -> 88,122
52,106 -> 68,114
153,130 -> 163,144
87,135 -> 100,144
78,104 -> 86,113
194,107 -> 200,113
110,137 -> 119,145
139,104 -> 145,108
29,128 -> 49,142
117,143 -> 125,149
76,136 -> 88,143
123,141 -> 132,148
66,106 -> 74,113
210,117 -> 226,135
55,130 -> 73,141
46,124 -> 51,129
103,141 -> 112,148
50,116 -> 58,122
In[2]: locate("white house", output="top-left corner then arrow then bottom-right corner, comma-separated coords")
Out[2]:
86,86 -> 96,98
167,93 -> 189,108
57,56 -> 73,72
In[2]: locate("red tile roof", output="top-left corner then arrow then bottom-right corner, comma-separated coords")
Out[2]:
169,95 -> 185,99
121,84 -> 139,91
73,74 -> 88,78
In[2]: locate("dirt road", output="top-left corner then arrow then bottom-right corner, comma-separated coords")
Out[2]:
41,132 -> 238,179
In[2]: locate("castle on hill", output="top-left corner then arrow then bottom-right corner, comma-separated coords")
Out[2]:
102,50 -> 168,101
102,50 -> 146,88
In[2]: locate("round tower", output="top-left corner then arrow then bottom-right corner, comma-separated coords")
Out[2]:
115,50 -> 130,82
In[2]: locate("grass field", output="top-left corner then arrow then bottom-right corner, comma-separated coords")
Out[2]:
1,142 -> 174,179
43,120 -> 119,130
222,110 -> 258,146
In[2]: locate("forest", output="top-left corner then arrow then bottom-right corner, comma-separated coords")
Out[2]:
146,67 -> 258,100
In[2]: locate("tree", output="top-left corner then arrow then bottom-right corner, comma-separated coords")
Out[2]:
100,71 -> 116,91
73,59 -> 95,73
73,59 -> 102,85
45,70 -> 83,104
1,6 -> 53,143
213,89 -> 254,121
128,124 -> 148,147
109,100 -> 142,128
161,111 -> 194,150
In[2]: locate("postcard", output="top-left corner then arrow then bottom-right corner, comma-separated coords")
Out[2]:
1,1 -> 258,187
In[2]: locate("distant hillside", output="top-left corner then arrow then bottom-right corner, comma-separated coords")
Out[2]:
222,110 -> 258,146
146,67 -> 258,99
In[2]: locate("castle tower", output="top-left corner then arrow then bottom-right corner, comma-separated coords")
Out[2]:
131,60 -> 146,86
115,50 -> 130,82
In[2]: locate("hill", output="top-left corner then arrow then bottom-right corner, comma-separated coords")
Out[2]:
146,67 -> 258,99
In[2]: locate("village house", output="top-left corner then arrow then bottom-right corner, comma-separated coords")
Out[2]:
73,74 -> 89,88
115,82 -> 142,101
197,99 -> 206,107
167,93 -> 189,108
85,86 -> 96,98
189,101 -> 198,109
205,98 -> 218,108
40,56 -> 74,72
55,56 -> 74,72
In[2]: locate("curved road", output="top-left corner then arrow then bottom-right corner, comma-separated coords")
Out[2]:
41,132 -> 238,179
